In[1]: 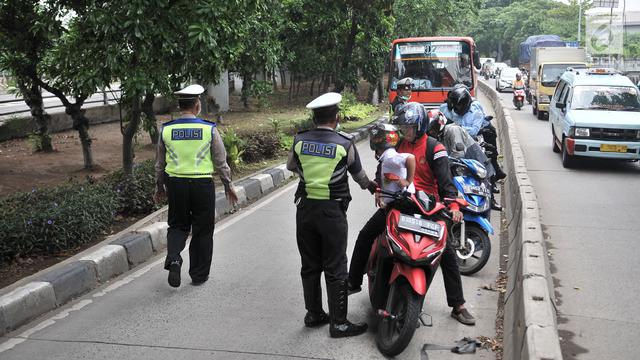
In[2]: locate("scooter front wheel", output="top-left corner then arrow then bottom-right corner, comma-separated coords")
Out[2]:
376,278 -> 425,356
452,224 -> 491,276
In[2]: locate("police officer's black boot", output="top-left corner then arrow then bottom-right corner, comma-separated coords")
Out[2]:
302,277 -> 329,327
327,280 -> 368,338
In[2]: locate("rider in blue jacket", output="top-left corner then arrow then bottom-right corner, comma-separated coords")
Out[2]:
440,85 -> 505,211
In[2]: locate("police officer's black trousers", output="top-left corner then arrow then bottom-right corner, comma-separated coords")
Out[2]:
347,209 -> 465,308
296,199 -> 348,313
164,177 -> 216,282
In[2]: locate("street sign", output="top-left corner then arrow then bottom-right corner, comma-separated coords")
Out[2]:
592,0 -> 619,8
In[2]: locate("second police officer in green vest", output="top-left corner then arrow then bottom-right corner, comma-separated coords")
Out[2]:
287,92 -> 378,338
154,84 -> 238,288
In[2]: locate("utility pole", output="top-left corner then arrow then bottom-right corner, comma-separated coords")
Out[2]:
578,0 -> 582,44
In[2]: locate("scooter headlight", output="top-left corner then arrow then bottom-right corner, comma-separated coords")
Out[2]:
475,165 -> 487,179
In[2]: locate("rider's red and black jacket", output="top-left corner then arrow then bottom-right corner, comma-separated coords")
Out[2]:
397,134 -> 459,211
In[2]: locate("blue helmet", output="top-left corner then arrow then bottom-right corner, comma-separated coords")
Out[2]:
391,102 -> 427,137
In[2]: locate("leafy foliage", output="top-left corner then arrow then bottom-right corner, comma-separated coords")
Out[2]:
0,182 -> 117,262
240,131 -> 281,163
469,0 -> 586,64
106,160 -> 160,215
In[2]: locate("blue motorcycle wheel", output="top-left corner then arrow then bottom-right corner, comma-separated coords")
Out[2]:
451,224 -> 491,276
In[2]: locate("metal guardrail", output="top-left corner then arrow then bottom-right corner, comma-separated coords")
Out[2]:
0,89 -> 121,117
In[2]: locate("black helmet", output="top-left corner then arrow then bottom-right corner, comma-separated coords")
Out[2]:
391,102 -> 427,138
447,85 -> 472,116
369,123 -> 401,151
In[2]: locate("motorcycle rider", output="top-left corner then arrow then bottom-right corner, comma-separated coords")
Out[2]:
393,102 -> 475,325
426,109 -> 497,203
347,123 -> 415,296
439,85 -> 505,210
390,77 -> 413,113
512,72 -> 525,90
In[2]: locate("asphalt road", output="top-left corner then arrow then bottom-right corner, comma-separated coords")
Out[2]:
489,80 -> 640,359
0,138 -> 500,359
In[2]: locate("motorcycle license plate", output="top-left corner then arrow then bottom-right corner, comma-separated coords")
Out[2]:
466,185 -> 487,196
398,214 -> 441,237
600,144 -> 627,153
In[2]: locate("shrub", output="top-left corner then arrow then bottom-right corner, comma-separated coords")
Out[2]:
340,91 -> 376,121
219,127 -> 245,170
0,182 -> 118,261
105,159 -> 160,215
240,130 -> 281,163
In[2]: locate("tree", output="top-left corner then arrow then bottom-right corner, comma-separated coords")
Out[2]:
0,1 -> 56,152
76,0 -> 257,175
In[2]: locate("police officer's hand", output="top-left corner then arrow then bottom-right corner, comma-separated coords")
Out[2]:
225,186 -> 238,206
375,192 -> 385,208
153,190 -> 167,204
366,180 -> 379,195
451,209 -> 463,223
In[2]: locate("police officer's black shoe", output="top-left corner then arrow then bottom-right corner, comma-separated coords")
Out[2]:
495,168 -> 507,181
304,311 -> 330,327
490,198 -> 503,212
302,277 -> 328,327
491,183 -> 500,194
191,276 -> 208,286
328,280 -> 368,338
168,261 -> 181,288
347,281 -> 362,296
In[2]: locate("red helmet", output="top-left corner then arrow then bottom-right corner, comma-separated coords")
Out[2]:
369,123 -> 401,151
426,109 -> 448,135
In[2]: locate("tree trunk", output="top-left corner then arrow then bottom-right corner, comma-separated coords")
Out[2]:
123,96 -> 142,176
229,72 -> 235,92
310,78 -> 316,96
335,14 -> 359,93
280,69 -> 287,89
377,75 -> 385,104
295,75 -> 302,97
21,82 -> 53,152
68,103 -> 94,170
142,92 -> 159,145
241,72 -> 252,109
288,73 -> 294,101
367,81 -> 376,104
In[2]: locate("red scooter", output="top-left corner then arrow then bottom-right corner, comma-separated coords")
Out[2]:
513,86 -> 526,110
367,186 -> 467,356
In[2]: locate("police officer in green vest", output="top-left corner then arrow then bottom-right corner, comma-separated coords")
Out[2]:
154,84 -> 238,288
286,92 -> 377,338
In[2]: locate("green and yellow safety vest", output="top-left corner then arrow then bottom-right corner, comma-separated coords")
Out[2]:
161,118 -> 215,178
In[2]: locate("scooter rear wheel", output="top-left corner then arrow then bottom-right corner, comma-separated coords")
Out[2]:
376,279 -> 425,357
452,224 -> 491,276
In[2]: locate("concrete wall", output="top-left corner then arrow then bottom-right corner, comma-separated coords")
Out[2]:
479,81 -> 563,360
0,96 -> 173,142
207,71 -> 230,112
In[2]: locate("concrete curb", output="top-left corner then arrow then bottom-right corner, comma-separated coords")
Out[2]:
0,117 -> 383,337
479,81 -> 563,360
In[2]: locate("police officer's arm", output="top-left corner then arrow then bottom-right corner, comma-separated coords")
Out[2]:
210,127 -> 232,191
430,143 -> 460,213
346,143 -> 376,192
286,139 -> 300,174
155,134 -> 167,193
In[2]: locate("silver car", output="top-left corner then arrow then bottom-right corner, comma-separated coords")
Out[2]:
496,67 -> 520,92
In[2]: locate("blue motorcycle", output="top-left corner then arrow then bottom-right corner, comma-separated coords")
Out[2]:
449,157 -> 493,275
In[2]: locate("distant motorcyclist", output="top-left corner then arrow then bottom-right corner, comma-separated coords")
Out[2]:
439,85 -> 505,210
512,73 -> 525,90
391,77 -> 413,113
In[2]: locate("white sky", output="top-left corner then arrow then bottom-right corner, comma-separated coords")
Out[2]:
554,0 -> 640,11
